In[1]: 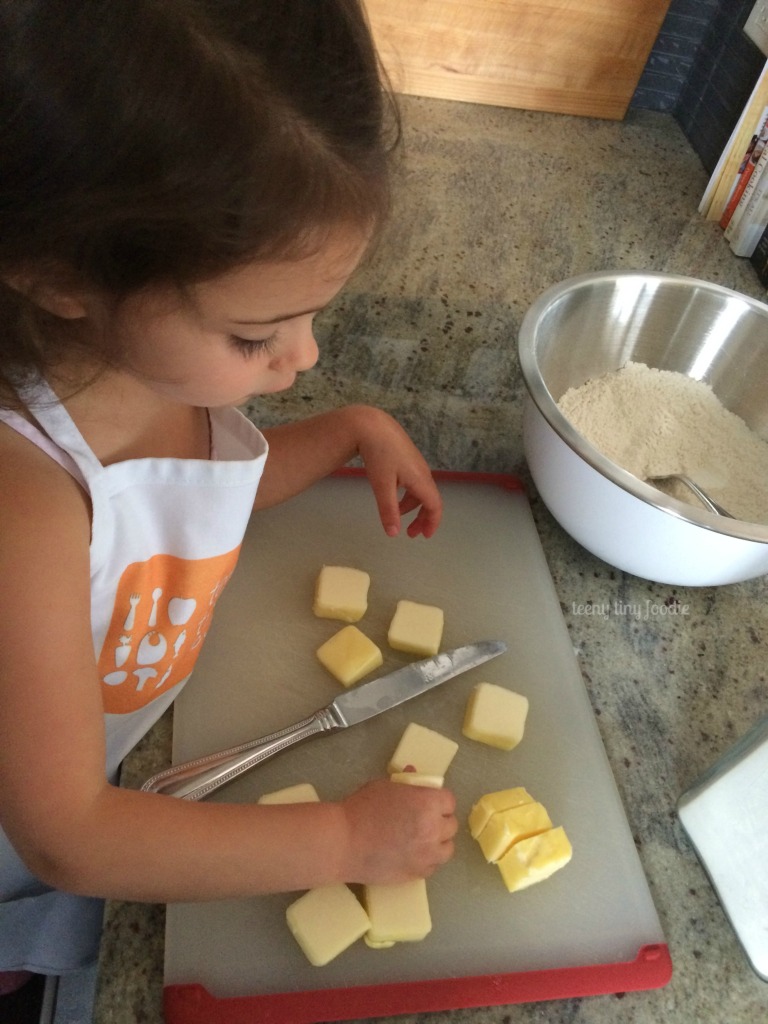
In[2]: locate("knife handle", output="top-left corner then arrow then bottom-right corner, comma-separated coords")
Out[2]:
140,705 -> 342,801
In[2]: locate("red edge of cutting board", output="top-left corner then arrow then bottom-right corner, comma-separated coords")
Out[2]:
163,944 -> 672,1023
163,468 -> 673,1022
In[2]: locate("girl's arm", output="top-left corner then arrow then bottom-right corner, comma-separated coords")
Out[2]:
255,405 -> 443,538
0,434 -> 455,902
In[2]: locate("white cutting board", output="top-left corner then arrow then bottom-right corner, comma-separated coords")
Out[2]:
164,474 -> 666,1005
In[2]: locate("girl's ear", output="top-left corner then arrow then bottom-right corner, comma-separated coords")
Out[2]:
3,271 -> 89,319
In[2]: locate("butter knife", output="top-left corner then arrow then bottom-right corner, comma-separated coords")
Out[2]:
141,639 -> 506,801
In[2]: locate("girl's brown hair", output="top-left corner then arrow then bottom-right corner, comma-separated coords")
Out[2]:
0,0 -> 400,403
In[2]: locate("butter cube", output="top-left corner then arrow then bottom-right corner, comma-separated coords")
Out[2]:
463,683 -> 529,750
387,722 -> 459,776
497,826 -> 573,892
390,771 -> 444,789
387,600 -> 444,656
364,935 -> 396,949
364,878 -> 432,944
258,783 -> 320,805
313,565 -> 370,623
316,625 -> 383,687
468,787 -> 533,839
286,884 -> 370,966
477,801 -> 553,863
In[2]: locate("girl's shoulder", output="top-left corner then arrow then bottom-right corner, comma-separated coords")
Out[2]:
0,416 -> 91,539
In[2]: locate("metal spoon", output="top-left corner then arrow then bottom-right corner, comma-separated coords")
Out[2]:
649,475 -> 734,518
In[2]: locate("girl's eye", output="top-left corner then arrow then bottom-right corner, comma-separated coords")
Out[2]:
228,333 -> 278,358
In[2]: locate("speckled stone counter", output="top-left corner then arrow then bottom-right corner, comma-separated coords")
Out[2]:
94,98 -> 768,1024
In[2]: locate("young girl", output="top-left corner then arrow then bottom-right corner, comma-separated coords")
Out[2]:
0,0 -> 456,986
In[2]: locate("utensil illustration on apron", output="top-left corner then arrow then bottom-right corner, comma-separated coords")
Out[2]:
123,592 -> 140,630
106,597 -> 196,690
148,586 -> 163,626
99,549 -> 240,713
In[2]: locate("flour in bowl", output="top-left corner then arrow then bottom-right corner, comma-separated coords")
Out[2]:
557,361 -> 768,524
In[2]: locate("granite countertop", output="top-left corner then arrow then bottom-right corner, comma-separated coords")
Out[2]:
94,97 -> 768,1023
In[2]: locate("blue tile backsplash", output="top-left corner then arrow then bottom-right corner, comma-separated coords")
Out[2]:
632,0 -> 765,173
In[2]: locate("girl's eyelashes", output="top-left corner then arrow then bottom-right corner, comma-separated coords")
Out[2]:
228,332 -> 278,358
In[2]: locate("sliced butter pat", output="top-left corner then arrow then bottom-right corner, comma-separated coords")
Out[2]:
387,722 -> 459,776
258,783 -> 320,805
390,771 -> 444,789
313,565 -> 370,623
468,787 -> 533,839
364,878 -> 432,944
477,801 -> 552,863
387,600 -> 444,656
316,625 -> 383,687
286,884 -> 370,966
463,683 -> 529,750
497,826 -> 573,892
364,935 -> 396,949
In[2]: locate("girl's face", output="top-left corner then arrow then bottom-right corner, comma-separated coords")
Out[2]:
101,228 -> 368,408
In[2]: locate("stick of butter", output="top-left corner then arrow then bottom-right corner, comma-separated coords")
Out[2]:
313,565 -> 370,623
363,878 -> 432,945
258,783 -> 320,805
477,801 -> 553,863
387,722 -> 459,776
390,771 -> 444,789
462,682 -> 529,750
497,826 -> 573,892
316,625 -> 383,687
286,884 -> 370,966
387,599 -> 444,656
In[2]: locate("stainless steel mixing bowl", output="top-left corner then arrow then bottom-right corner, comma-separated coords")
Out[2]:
518,271 -> 768,585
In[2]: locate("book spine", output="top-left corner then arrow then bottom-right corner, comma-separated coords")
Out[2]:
720,128 -> 768,228
700,57 -> 768,220
749,222 -> 768,284
729,191 -> 768,256
725,143 -> 768,250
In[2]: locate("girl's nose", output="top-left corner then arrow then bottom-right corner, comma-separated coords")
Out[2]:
296,330 -> 319,372
273,319 -> 319,373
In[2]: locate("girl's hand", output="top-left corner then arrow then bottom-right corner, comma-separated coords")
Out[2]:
339,777 -> 457,884
353,407 -> 443,539
257,405 -> 442,538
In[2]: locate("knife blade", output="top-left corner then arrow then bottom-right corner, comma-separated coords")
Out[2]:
141,639 -> 506,801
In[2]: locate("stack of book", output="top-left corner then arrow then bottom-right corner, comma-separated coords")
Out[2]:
700,58 -> 768,283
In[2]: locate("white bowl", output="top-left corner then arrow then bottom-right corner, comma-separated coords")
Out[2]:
518,271 -> 768,585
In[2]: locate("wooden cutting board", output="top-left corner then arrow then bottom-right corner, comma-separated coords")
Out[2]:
362,0 -> 672,120
163,473 -> 670,1023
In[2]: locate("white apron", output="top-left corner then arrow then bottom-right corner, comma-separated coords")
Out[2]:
0,378 -> 268,973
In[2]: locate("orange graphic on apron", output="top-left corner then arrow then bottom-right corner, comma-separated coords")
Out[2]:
99,548 -> 240,714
